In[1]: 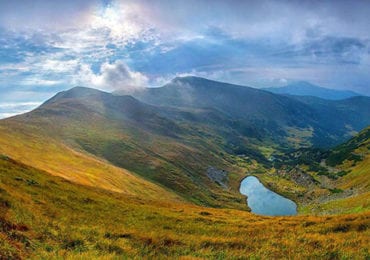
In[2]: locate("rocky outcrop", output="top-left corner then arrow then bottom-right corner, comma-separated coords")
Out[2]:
207,166 -> 228,189
277,167 -> 317,186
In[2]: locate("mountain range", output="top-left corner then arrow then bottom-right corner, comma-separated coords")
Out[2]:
0,76 -> 369,258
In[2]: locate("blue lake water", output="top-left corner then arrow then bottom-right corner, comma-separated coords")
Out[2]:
240,176 -> 297,216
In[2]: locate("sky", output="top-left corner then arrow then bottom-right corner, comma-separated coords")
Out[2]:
0,0 -> 370,118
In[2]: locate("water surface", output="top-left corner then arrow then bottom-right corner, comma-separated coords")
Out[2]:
240,176 -> 297,216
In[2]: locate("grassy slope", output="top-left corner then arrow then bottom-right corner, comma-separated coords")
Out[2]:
0,97 -> 246,209
1,156 -> 369,259
0,120 -> 181,202
316,127 -> 370,213
270,127 -> 370,214
331,126 -> 370,189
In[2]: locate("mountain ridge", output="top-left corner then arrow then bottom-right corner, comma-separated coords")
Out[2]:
124,76 -> 370,147
263,81 -> 362,100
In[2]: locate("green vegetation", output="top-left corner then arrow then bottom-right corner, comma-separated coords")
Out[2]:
263,126 -> 370,215
327,127 -> 370,166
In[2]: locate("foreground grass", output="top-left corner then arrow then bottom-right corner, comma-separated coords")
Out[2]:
1,156 -> 369,259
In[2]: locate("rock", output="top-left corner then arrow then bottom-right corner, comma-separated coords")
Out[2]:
206,166 -> 228,189
277,167 -> 317,186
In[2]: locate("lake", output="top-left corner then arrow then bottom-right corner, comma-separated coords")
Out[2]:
240,176 -> 297,216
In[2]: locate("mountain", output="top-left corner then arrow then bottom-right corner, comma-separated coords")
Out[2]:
0,86 -> 249,208
123,76 -> 370,147
263,81 -> 361,100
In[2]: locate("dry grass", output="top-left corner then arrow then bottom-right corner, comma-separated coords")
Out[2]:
1,156 -> 369,259
0,121 -> 181,202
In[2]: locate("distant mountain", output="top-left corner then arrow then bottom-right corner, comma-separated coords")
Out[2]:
263,81 -> 361,100
122,76 -> 370,147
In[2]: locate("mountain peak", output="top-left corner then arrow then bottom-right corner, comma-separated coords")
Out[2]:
171,76 -> 213,85
63,86 -> 105,96
287,81 -> 318,88
43,86 -> 107,105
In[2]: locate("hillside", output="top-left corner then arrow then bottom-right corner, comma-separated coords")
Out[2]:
1,155 -> 369,258
126,76 -> 370,147
309,127 -> 370,214
0,87 -> 248,208
328,126 -> 370,191
263,81 -> 361,100
264,126 -> 370,214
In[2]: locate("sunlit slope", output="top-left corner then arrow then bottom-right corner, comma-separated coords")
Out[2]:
324,127 -> 370,212
1,156 -> 369,259
0,120 -> 181,201
298,126 -> 370,214
0,87 -> 246,207
329,126 -> 370,190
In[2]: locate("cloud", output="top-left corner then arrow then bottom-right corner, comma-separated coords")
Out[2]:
0,101 -> 42,119
74,60 -> 148,91
1,0 -> 370,106
19,78 -> 62,86
0,0 -> 98,31
105,0 -> 370,43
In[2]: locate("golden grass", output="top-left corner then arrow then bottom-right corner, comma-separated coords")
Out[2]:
339,156 -> 370,190
0,122 -> 181,202
1,156 -> 369,259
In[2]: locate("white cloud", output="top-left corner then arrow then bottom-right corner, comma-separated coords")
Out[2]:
0,101 -> 42,119
19,78 -> 62,86
1,0 -> 370,97
0,102 -> 42,109
74,60 -> 148,91
0,113 -> 19,119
